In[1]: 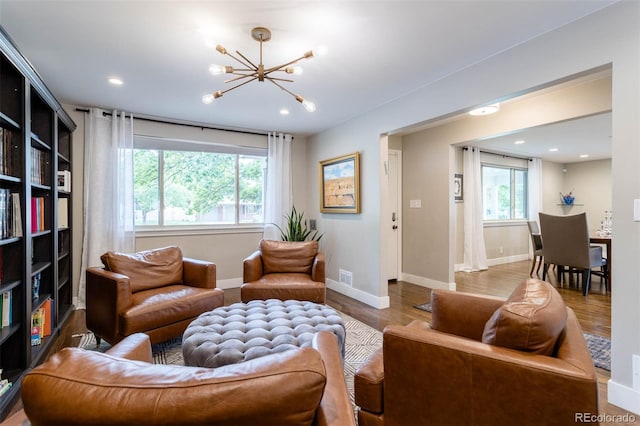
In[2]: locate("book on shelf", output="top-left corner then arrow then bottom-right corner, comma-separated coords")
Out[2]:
57,197 -> 68,229
0,379 -> 13,398
0,127 -> 19,177
31,197 -> 45,233
11,192 -> 22,237
30,147 -> 47,186
57,170 -> 71,192
31,310 -> 41,346
32,272 -> 41,300
1,291 -> 10,328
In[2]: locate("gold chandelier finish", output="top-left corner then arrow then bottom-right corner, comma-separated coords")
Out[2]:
204,27 -> 316,111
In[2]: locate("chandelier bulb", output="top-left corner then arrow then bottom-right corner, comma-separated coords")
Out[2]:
285,66 -> 303,75
214,90 -> 223,99
296,96 -> 316,112
202,94 -> 214,104
209,64 -> 234,76
216,44 -> 227,55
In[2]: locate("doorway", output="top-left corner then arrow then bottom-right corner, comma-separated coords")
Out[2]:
387,149 -> 402,280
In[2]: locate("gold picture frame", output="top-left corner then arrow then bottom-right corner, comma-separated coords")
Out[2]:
319,152 -> 360,213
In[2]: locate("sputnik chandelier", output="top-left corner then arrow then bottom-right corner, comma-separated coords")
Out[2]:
202,27 -> 316,112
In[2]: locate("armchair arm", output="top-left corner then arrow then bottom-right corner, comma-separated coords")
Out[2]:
105,333 -> 153,362
311,252 -> 326,283
430,289 -> 505,341
243,250 -> 264,282
86,267 -> 133,345
183,257 -> 216,289
382,323 -> 598,425
312,331 -> 357,426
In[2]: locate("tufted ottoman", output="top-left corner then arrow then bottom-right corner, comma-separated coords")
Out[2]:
182,299 -> 346,368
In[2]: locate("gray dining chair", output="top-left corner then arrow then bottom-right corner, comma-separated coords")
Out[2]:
539,212 -> 608,296
527,221 -> 544,277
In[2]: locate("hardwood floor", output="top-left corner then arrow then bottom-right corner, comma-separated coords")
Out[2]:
4,260 -> 637,425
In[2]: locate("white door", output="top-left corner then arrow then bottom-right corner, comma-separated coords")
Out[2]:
387,150 -> 401,280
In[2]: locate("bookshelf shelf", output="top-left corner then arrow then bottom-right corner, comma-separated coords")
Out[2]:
0,26 -> 76,420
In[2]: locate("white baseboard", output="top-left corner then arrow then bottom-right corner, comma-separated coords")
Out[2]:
400,272 -> 456,291
608,379 -> 640,416
217,278 -> 243,290
487,254 -> 529,267
326,278 -> 390,309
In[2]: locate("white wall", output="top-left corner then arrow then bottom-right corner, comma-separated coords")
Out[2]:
307,2 -> 639,414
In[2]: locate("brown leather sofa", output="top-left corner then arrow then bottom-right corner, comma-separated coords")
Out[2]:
20,331 -> 355,426
86,246 -> 224,345
242,239 -> 326,303
355,279 -> 599,426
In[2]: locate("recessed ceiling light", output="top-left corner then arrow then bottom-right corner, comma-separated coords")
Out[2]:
580,154 -> 589,158
514,140 -> 525,145
280,108 -> 290,115
549,148 -> 559,152
108,77 -> 123,85
469,103 -> 499,116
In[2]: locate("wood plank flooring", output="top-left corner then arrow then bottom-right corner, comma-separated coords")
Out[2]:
4,260 -> 637,425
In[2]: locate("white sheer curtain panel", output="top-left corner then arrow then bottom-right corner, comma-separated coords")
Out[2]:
462,147 -> 488,272
78,108 -> 135,308
527,158 -> 543,256
264,132 -> 293,240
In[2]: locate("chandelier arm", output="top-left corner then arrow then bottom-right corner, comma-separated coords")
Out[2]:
224,73 -> 259,84
235,50 -> 259,70
263,54 -> 313,75
223,51 -> 256,70
265,76 -> 295,83
267,78 -> 300,99
218,76 -> 260,96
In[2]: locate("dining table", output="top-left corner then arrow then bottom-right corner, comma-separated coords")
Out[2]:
590,235 -> 612,287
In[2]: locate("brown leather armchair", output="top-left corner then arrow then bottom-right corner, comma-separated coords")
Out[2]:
355,279 -> 599,426
242,239 -> 326,303
20,331 -> 355,426
86,246 -> 224,345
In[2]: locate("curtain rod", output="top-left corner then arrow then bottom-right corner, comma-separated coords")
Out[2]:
463,146 -> 532,162
74,107 -> 272,137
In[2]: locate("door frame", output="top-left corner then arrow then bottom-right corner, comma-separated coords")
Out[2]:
388,149 -> 403,281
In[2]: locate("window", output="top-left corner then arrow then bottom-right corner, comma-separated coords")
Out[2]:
133,137 -> 266,228
482,164 -> 527,220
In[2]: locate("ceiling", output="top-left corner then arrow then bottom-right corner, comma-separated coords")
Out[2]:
0,1 -> 616,146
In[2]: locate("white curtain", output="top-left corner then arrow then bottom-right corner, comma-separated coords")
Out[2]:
78,108 -> 135,308
528,157 -> 543,221
462,147 -> 488,272
527,158 -> 543,257
263,132 -> 293,240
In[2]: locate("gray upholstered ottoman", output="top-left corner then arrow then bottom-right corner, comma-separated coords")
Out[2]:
182,299 -> 345,368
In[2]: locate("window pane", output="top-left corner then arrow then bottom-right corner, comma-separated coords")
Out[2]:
134,149 -> 159,226
483,166 -> 511,220
514,169 -> 527,219
163,151 -> 236,225
239,155 -> 266,223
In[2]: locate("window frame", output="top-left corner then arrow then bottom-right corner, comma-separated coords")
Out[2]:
481,162 -> 529,223
133,135 -> 267,234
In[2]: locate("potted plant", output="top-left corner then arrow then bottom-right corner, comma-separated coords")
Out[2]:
275,205 -> 323,242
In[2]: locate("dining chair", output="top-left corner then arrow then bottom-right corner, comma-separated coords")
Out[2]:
527,221 -> 544,277
539,212 -> 608,296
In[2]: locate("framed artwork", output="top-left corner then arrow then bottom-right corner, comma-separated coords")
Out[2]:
454,173 -> 463,202
319,152 -> 360,213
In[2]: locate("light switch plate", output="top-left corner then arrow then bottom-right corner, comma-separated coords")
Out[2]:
409,199 -> 422,208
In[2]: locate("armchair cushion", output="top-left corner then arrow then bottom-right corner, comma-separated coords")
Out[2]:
482,279 -> 567,356
260,240 -> 318,275
101,245 -> 184,292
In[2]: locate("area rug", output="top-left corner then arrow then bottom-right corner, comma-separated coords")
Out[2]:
413,302 -> 611,371
78,312 -> 382,410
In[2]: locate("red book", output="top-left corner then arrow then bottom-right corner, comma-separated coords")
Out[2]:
31,197 -> 37,232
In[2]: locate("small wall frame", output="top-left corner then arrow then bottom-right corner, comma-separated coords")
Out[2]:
319,152 -> 360,213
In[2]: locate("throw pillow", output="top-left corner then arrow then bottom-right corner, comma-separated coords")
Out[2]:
482,279 -> 567,356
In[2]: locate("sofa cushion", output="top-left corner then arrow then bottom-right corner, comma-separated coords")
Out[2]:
101,246 -> 183,292
260,240 -> 318,275
482,279 -> 567,356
